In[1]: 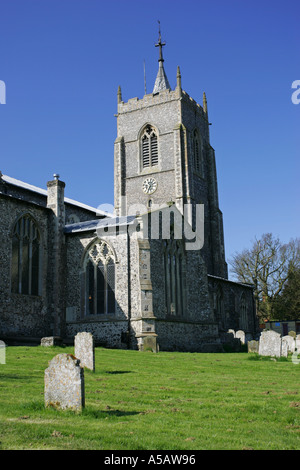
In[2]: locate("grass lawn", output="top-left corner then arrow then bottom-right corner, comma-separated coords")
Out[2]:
0,345 -> 299,450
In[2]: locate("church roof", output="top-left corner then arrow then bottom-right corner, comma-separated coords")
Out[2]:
1,174 -> 111,217
64,215 -> 137,234
153,62 -> 171,94
207,274 -> 254,289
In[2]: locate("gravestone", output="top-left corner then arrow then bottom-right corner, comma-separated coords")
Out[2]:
296,335 -> 300,351
0,340 -> 6,364
258,330 -> 281,357
282,335 -> 295,353
236,330 -> 245,345
140,335 -> 158,353
248,340 -> 259,353
74,332 -> 95,371
41,336 -> 62,347
281,338 -> 289,358
44,354 -> 85,411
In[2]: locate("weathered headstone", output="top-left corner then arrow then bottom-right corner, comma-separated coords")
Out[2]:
74,332 -> 95,371
282,335 -> 295,353
281,338 -> 289,358
44,354 -> 85,411
236,330 -> 245,345
41,336 -> 62,347
248,340 -> 259,353
0,340 -> 6,364
140,335 -> 158,353
258,330 -> 281,357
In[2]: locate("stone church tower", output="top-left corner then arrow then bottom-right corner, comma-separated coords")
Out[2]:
0,29 -> 258,351
114,28 -> 227,279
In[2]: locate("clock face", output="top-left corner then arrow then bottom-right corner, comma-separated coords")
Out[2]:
143,177 -> 157,194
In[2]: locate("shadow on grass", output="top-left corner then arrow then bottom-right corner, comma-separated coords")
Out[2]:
247,353 -> 289,362
104,371 -> 132,375
22,400 -> 140,419
0,374 -> 38,381
83,408 -> 140,419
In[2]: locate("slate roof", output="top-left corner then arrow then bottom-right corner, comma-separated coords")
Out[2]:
153,61 -> 171,94
1,174 -> 111,217
64,215 -> 137,234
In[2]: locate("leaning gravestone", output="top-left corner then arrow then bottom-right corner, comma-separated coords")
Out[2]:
74,332 -> 95,371
44,354 -> 85,411
258,330 -> 282,357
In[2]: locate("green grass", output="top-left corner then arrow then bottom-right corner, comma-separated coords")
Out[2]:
0,346 -> 299,450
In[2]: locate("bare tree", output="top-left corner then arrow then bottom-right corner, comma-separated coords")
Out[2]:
229,234 -> 300,320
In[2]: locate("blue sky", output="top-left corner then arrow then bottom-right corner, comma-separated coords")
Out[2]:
0,0 -> 299,277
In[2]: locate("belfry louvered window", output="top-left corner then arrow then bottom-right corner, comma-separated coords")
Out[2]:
11,214 -> 41,296
141,125 -> 158,168
84,240 -> 116,315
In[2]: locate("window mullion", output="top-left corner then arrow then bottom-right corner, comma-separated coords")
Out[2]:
18,240 -> 22,294
175,253 -> 181,315
28,221 -> 33,295
28,241 -> 32,295
94,264 -> 97,315
104,263 -> 108,314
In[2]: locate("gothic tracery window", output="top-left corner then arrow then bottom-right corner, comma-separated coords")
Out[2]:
216,285 -> 224,325
163,236 -> 185,316
240,293 -> 248,330
84,240 -> 116,315
11,214 -> 41,296
141,125 -> 158,168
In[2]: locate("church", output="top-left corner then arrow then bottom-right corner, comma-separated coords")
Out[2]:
0,33 -> 258,351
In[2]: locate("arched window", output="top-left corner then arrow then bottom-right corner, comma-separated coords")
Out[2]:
141,125 -> 158,168
11,214 -> 41,295
240,293 -> 248,330
216,285 -> 224,324
163,236 -> 185,316
193,129 -> 203,175
84,240 -> 116,315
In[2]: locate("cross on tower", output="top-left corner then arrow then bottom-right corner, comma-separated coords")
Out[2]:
155,21 -> 166,62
